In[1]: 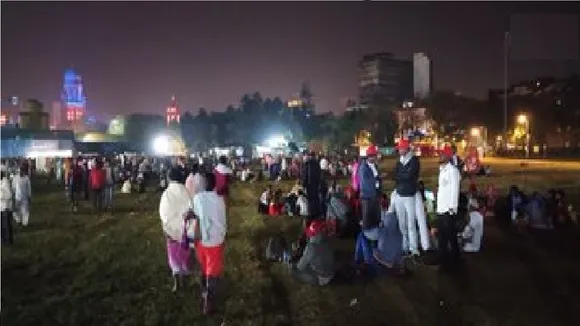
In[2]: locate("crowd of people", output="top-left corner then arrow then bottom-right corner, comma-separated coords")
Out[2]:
3,143 -> 579,317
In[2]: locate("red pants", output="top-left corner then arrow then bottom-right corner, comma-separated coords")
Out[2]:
195,241 -> 225,277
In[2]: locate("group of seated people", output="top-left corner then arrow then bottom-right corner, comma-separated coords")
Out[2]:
261,179 -> 490,287
506,186 -> 577,230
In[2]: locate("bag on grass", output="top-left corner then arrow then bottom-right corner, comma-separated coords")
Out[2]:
265,235 -> 288,262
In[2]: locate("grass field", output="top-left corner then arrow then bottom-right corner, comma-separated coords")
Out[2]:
2,157 -> 580,326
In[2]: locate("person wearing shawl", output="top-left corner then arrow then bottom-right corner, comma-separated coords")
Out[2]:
185,163 -> 206,196
214,156 -> 233,199
159,167 -> 193,292
372,210 -> 407,275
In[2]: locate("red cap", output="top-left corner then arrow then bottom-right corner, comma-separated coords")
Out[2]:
396,139 -> 410,150
440,145 -> 454,158
304,220 -> 326,238
366,145 -> 378,156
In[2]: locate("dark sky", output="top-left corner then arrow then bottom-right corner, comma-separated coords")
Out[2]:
2,1 -> 579,119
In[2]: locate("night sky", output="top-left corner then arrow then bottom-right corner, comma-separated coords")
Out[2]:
1,1 -> 579,119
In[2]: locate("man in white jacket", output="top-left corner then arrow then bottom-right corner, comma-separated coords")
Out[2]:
12,168 -> 32,227
435,145 -> 462,267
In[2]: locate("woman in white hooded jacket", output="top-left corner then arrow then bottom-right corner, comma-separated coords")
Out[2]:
159,167 -> 194,292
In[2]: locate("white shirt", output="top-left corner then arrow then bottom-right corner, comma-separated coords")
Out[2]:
320,158 -> 329,171
159,182 -> 192,241
193,190 -> 227,247
260,191 -> 270,205
436,162 -> 461,214
462,211 -> 484,252
297,196 -> 309,216
1,178 -> 13,211
11,175 -> 31,202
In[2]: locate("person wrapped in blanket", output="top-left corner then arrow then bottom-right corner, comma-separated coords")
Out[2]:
287,220 -> 335,286
159,167 -> 193,292
354,206 -> 408,276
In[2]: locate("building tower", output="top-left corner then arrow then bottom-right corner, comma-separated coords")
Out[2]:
166,95 -> 180,125
358,52 -> 413,108
61,68 -> 87,131
413,53 -> 432,100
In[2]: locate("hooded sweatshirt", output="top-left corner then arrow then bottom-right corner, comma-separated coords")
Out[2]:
159,182 -> 192,241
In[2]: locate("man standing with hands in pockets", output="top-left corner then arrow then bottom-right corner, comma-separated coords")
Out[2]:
434,145 -> 462,269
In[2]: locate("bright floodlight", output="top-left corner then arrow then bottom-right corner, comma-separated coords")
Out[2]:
266,135 -> 286,148
153,135 -> 170,155
517,114 -> 528,124
470,127 -> 481,137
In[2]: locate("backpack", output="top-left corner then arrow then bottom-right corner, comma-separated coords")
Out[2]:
265,235 -> 288,262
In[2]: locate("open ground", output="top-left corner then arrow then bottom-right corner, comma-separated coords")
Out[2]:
2,157 -> 580,326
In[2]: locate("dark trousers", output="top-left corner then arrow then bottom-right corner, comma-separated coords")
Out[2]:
436,213 -> 461,264
360,197 -> 380,230
307,194 -> 321,221
1,210 -> 14,244
258,202 -> 268,214
92,188 -> 103,212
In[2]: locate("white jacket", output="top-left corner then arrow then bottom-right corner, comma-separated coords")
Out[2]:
193,190 -> 227,247
436,162 -> 461,214
1,178 -> 13,211
159,182 -> 192,241
12,175 -> 31,202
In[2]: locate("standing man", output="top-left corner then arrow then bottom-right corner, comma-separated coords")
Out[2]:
392,139 -> 421,256
90,160 -> 106,213
435,145 -> 462,268
301,150 -> 321,222
358,145 -> 381,245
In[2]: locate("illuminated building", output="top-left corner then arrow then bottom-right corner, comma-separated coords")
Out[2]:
50,101 -> 62,130
1,95 -> 21,126
61,68 -> 87,130
413,53 -> 432,100
166,95 -> 180,125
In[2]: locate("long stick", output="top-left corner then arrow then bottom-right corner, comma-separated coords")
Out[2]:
503,31 -> 510,142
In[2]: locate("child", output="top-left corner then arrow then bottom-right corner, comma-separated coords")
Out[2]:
461,199 -> 484,252
192,172 -> 227,315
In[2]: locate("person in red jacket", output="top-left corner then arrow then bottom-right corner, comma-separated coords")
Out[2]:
214,156 -> 232,199
90,160 -> 106,212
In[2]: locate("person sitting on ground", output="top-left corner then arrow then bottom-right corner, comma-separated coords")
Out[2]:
507,185 -> 527,224
326,184 -> 348,237
484,184 -> 498,217
290,179 -> 304,196
552,189 -> 570,228
288,219 -> 335,286
240,167 -> 252,182
527,191 -> 551,229
461,198 -> 484,252
296,190 -> 309,217
372,211 -> 408,275
258,185 -> 272,215
268,189 -> 284,216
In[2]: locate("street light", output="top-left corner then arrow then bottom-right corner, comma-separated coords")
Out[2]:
517,114 -> 528,125
470,127 -> 481,137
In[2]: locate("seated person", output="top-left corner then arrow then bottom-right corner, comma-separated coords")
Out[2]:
288,220 -> 335,286
507,185 -> 527,224
461,199 -> 484,252
484,184 -> 498,217
373,211 -> 407,275
258,185 -> 272,214
121,179 -> 132,194
240,168 -> 252,182
268,189 -> 284,216
296,191 -> 309,217
326,188 -> 348,236
527,191 -> 551,229
290,180 -> 304,196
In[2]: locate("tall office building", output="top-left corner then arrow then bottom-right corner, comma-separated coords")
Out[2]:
50,101 -> 62,130
358,52 -> 413,108
413,53 -> 432,99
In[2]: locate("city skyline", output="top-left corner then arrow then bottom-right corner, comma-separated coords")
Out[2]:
2,1 -> 579,117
